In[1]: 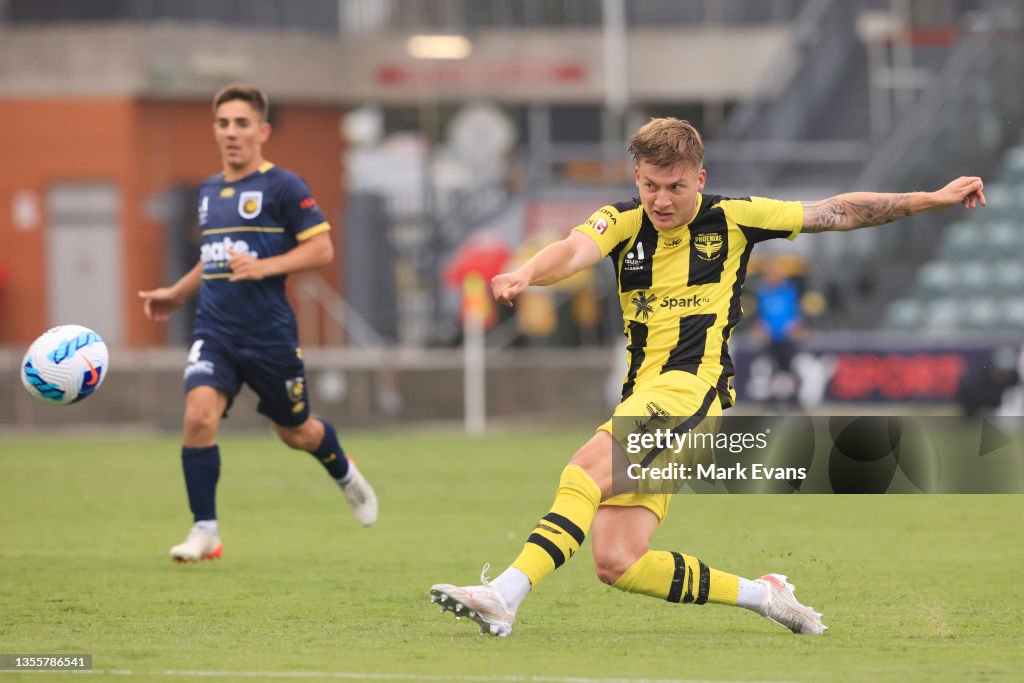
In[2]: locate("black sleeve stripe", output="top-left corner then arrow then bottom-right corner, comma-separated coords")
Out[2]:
740,223 -> 791,244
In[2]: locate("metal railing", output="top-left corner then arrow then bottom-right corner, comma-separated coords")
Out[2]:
819,7 -> 1024,328
294,274 -> 389,348
855,15 -> 1024,195
714,0 -> 867,186
0,0 -> 817,31
339,0 -> 808,33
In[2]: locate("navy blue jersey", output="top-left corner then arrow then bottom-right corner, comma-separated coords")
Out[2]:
193,162 -> 329,347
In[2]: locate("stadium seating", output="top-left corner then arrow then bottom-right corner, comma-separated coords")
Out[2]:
885,143 -> 1024,334
962,297 -> 1003,330
1000,145 -> 1024,184
957,261 -> 990,296
882,298 -> 922,330
976,184 -> 1021,222
940,222 -> 987,260
1002,299 -> 1024,329
915,261 -> 957,298
993,260 -> 1024,295
922,297 -> 961,332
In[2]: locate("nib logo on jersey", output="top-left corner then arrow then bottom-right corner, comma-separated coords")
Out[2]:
201,237 -> 259,270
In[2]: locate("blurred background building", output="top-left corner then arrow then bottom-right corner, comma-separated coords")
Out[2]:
1,0 -> 1022,429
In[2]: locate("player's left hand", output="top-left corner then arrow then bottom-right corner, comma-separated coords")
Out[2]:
933,176 -> 986,210
227,249 -> 268,282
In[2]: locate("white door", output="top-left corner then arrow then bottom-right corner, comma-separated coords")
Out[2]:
46,184 -> 122,345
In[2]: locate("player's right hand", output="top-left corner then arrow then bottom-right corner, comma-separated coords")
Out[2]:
491,271 -> 531,307
138,287 -> 182,322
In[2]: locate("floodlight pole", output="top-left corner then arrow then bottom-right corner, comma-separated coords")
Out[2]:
463,274 -> 487,437
602,0 -> 628,180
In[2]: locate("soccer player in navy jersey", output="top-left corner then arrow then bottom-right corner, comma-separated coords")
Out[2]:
430,117 -> 986,637
139,84 -> 377,563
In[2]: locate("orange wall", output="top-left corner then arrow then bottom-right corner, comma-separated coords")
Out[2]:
0,97 -> 345,347
0,98 -> 135,344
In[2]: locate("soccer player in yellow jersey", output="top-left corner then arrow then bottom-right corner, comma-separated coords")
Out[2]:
430,118 -> 986,637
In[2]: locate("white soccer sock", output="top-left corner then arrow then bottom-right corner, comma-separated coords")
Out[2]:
736,576 -> 769,614
194,519 -> 219,535
490,566 -> 531,611
336,458 -> 355,485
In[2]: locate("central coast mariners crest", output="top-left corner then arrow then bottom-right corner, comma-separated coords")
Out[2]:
239,191 -> 263,219
285,377 -> 306,414
693,232 -> 724,261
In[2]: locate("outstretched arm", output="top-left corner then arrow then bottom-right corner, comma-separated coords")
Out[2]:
801,176 -> 986,233
491,230 -> 603,307
138,260 -> 203,322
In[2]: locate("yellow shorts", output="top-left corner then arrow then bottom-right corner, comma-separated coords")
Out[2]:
597,371 -> 723,523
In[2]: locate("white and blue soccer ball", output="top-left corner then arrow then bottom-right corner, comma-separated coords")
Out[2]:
20,325 -> 109,406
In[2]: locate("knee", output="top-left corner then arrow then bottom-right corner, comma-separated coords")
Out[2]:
183,404 -> 219,442
568,431 -> 614,496
276,420 -> 320,451
593,546 -> 645,586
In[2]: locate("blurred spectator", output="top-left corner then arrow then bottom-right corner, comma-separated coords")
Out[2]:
957,346 -> 1021,417
751,257 -> 807,404
442,232 -> 512,332
509,231 -> 601,346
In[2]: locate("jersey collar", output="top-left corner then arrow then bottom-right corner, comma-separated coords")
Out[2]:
220,160 -> 275,184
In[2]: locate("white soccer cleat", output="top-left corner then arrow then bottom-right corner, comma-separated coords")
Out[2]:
756,573 -> 827,635
430,564 -> 516,637
338,458 -> 378,527
170,526 -> 223,564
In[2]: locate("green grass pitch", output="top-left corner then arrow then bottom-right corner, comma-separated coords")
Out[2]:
1,429 -> 1022,682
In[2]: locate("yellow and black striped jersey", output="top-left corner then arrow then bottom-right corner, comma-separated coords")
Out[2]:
573,193 -> 802,408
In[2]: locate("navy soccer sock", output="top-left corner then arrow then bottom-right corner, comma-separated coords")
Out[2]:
309,419 -> 350,480
182,445 -> 220,522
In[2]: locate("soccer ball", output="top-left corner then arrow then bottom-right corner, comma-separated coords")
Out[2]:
20,325 -> 109,406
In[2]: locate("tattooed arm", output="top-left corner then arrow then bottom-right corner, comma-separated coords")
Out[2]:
801,176 -> 986,233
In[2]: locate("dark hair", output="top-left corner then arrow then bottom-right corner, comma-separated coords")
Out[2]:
628,117 -> 704,169
212,84 -> 269,121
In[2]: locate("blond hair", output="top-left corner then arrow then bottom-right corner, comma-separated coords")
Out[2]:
628,117 -> 704,169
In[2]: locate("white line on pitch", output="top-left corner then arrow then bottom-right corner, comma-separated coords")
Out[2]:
1,669 -> 790,683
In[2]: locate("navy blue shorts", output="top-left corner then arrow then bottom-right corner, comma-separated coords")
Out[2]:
183,335 -> 310,428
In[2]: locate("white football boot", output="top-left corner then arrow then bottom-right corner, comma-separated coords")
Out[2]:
756,573 -> 827,634
338,458 -> 378,527
169,526 -> 223,564
430,564 -> 517,637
